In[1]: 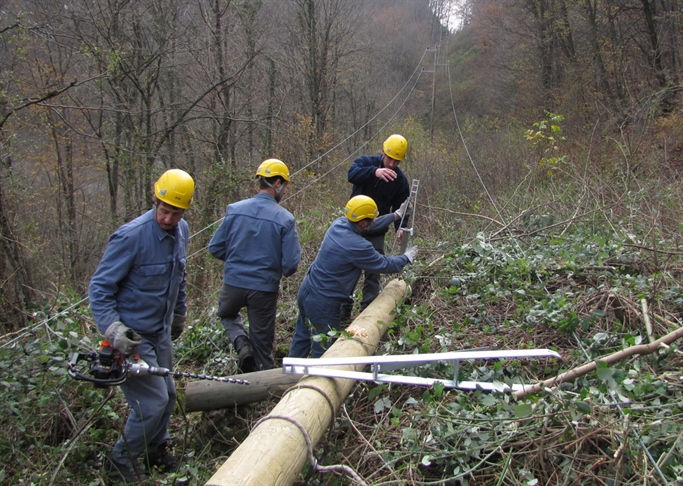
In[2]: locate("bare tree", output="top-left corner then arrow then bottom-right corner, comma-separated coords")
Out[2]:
0,10 -> 79,328
281,0 -> 362,163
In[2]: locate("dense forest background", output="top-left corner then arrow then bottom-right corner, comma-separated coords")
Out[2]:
0,0 -> 450,328
2,0 -> 683,328
3,1 -> 683,484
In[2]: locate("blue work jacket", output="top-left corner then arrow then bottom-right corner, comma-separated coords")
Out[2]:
303,216 -> 409,300
208,192 -> 301,292
348,154 -> 410,235
89,208 -> 188,336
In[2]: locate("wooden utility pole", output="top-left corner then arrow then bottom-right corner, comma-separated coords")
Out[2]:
205,279 -> 409,486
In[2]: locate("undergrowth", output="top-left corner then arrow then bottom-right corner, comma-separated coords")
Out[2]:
2,129 -> 683,484
2,211 -> 683,485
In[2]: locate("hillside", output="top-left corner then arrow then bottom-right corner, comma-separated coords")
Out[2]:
3,154 -> 683,484
2,0 -> 683,484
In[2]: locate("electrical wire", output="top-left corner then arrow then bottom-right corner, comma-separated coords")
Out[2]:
443,47 -> 667,483
188,47 -> 431,257
1,47 -> 432,347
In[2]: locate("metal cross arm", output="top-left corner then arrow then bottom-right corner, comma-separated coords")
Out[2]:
282,348 -> 562,392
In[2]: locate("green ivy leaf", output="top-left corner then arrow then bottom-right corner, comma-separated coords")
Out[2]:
514,403 -> 533,418
576,401 -> 591,414
480,394 -> 498,406
374,397 -> 391,414
596,361 -> 618,388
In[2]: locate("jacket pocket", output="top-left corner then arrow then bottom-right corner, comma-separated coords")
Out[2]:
136,263 -> 169,290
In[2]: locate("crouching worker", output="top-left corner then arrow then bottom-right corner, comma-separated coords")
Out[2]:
288,195 -> 416,358
89,169 -> 195,483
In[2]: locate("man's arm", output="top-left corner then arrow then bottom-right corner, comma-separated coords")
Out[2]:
281,219 -> 301,277
88,233 -> 134,335
347,155 -> 378,185
353,238 -> 410,275
173,221 -> 189,317
366,213 -> 398,235
208,214 -> 229,261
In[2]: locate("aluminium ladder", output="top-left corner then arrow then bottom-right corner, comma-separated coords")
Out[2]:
398,179 -> 420,253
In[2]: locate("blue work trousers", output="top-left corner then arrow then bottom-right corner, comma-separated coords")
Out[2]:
288,281 -> 343,358
359,233 -> 385,310
112,332 -> 176,463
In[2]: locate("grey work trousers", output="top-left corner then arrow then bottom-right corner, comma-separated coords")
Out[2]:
216,283 -> 279,370
112,331 -> 176,463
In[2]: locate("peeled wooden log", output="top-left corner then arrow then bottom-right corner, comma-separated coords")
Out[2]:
205,279 -> 409,486
183,368 -> 302,412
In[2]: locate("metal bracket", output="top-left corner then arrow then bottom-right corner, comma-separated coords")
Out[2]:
283,348 -> 561,392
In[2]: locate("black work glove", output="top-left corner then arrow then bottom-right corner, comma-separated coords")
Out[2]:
171,314 -> 186,341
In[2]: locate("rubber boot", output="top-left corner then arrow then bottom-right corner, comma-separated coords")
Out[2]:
234,335 -> 257,373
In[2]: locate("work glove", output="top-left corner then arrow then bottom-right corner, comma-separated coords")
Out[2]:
404,244 -> 418,263
395,198 -> 411,219
171,314 -> 186,341
104,321 -> 141,356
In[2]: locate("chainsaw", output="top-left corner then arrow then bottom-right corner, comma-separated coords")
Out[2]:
67,340 -> 250,387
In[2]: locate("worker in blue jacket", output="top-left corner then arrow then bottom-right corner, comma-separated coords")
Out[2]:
288,195 -> 416,358
209,159 -> 301,372
347,134 -> 411,316
89,169 -> 195,483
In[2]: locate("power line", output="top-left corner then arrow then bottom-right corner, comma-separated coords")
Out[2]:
1,47 -> 434,347
187,47 -> 432,256
442,43 -> 666,482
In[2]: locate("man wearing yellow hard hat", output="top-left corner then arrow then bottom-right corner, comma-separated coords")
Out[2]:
346,134 -> 411,317
89,168 -> 195,483
288,195 -> 416,358
209,159 -> 301,373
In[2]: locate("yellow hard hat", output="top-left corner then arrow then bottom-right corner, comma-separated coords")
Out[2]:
344,195 -> 379,222
255,159 -> 291,182
154,169 -> 194,209
383,134 -> 408,161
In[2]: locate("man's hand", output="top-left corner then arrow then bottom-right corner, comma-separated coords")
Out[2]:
375,167 -> 397,182
395,198 -> 411,219
171,314 -> 186,341
104,321 -> 141,356
403,244 -> 418,263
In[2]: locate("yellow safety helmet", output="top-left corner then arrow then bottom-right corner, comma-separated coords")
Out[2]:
383,134 -> 408,161
255,158 -> 291,182
344,195 -> 379,222
154,169 -> 194,209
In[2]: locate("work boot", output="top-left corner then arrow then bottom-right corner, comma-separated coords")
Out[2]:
145,441 -> 178,472
234,335 -> 257,373
104,454 -> 148,484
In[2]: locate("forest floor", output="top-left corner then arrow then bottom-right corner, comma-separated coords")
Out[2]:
2,172 -> 683,485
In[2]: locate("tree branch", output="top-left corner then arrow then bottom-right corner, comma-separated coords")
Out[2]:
514,325 -> 683,399
0,79 -> 78,130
